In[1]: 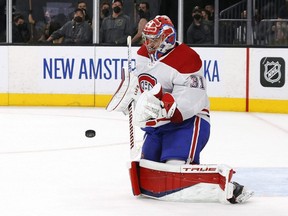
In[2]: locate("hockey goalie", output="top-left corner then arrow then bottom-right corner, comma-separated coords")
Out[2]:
106,15 -> 253,204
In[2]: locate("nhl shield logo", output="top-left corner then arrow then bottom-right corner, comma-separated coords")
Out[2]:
260,57 -> 285,87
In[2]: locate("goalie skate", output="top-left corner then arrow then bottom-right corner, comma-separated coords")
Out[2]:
227,182 -> 254,204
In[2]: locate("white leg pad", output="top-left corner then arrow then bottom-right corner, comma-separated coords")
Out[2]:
138,159 -> 235,203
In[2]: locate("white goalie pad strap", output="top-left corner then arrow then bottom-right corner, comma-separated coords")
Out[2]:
218,164 -> 235,200
106,67 -> 140,113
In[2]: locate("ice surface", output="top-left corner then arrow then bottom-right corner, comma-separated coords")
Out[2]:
0,107 -> 287,216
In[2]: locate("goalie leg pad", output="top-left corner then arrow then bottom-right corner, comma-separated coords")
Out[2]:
128,161 -> 141,196
136,159 -> 236,202
139,166 -> 222,198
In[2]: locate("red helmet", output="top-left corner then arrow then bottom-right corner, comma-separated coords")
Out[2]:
142,15 -> 176,61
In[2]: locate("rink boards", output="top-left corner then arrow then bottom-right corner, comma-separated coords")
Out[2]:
0,46 -> 287,113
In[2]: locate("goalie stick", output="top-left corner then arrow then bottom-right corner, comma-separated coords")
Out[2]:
126,35 -> 136,160
106,36 -> 139,160
126,36 -> 142,195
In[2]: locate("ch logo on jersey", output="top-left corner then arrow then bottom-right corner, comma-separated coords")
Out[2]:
260,57 -> 285,88
138,74 -> 157,92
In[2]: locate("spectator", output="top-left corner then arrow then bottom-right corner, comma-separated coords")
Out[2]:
12,13 -> 30,43
186,8 -> 213,44
100,1 -> 110,27
100,0 -> 131,45
77,1 -> 87,11
201,8 -> 213,29
77,0 -> 92,25
28,7 -> 68,43
201,9 -> 211,23
204,4 -> 214,21
28,11 -> 50,43
38,21 -> 62,43
235,10 -> 247,44
47,8 -> 92,44
131,1 -> 150,45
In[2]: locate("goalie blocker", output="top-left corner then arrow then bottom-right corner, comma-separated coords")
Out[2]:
129,159 -> 253,204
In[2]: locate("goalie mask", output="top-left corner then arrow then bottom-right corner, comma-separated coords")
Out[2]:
142,15 -> 176,61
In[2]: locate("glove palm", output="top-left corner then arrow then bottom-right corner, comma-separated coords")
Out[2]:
133,83 -> 177,127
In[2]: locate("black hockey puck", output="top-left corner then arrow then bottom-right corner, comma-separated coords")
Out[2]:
85,130 -> 96,138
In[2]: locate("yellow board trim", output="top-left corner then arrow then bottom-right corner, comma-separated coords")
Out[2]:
0,93 -> 8,105
1,93 -> 113,107
249,99 -> 288,113
95,94 -> 112,107
1,93 -> 288,113
209,97 -> 246,112
7,93 -> 94,106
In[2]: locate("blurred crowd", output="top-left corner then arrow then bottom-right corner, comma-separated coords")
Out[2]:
1,0 -> 288,46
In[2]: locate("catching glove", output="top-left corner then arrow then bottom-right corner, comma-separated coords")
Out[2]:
133,83 -> 179,127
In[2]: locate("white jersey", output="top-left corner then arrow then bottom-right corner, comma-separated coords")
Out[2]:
134,42 -> 210,123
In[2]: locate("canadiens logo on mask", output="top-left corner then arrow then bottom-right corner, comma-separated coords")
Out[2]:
138,74 -> 157,92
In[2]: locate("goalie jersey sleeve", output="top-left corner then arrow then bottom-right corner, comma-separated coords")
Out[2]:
135,43 -> 210,122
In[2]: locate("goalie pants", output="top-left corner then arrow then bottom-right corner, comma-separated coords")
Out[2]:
141,115 -> 210,164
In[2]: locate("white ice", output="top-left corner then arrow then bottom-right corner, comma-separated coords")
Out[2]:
0,107 -> 287,216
